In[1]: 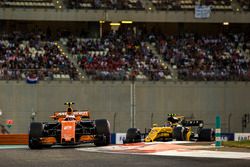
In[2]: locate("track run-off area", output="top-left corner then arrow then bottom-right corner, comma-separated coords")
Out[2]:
0,142 -> 249,167
77,141 -> 250,159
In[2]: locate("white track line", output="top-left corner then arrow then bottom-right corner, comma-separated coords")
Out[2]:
151,150 -> 250,159
0,145 -> 28,149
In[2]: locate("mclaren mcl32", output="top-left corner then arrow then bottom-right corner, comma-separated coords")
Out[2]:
28,102 -> 110,149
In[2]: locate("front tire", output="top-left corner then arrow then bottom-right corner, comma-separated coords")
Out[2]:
28,122 -> 44,149
94,119 -> 111,146
198,128 -> 215,141
124,128 -> 141,143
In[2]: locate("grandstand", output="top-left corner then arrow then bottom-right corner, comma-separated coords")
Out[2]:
151,0 -> 233,11
0,0 -> 249,81
0,0 -> 55,8
66,0 -> 144,10
0,0 -> 250,134
0,31 -> 79,80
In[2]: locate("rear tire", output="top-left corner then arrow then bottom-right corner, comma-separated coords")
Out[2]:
199,128 -> 215,141
124,128 -> 141,143
28,122 -> 44,149
94,119 -> 110,146
173,126 -> 185,141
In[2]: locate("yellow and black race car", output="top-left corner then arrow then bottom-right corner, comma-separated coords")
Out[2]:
28,102 -> 110,149
124,114 -> 215,143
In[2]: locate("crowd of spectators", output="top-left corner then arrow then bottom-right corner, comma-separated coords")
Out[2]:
0,31 -> 78,81
65,28 -> 171,81
1,29 -> 250,82
66,0 -> 144,10
238,0 -> 250,11
1,0 -> 250,11
148,32 -> 250,81
151,0 -> 188,10
1,0 -> 249,11
151,0 -> 232,11
0,0 -> 55,8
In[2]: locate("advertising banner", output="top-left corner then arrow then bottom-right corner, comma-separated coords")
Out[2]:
234,133 -> 250,141
221,133 -> 234,141
115,133 -> 126,144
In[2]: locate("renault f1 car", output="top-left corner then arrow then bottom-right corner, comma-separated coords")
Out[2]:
124,114 -> 215,143
28,102 -> 110,149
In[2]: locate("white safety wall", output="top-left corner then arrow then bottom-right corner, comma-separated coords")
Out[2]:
0,81 -> 250,134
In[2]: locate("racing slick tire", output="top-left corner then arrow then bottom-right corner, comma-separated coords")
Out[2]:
198,128 -> 215,141
28,122 -> 44,149
124,128 -> 141,143
94,119 -> 111,146
173,126 -> 185,141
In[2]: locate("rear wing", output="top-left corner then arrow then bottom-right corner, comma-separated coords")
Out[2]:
181,120 -> 204,127
50,110 -> 90,119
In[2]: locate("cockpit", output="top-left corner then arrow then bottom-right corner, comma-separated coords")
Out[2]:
64,115 -> 76,121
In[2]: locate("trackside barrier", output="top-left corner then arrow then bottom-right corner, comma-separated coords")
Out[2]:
111,133 -> 126,144
0,134 -> 28,145
0,133 -> 246,145
234,133 -> 250,141
111,133 -> 116,144
0,134 -> 124,145
0,134 -> 123,145
221,133 -> 234,141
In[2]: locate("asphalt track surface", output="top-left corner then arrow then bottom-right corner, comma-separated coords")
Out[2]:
0,144 -> 249,167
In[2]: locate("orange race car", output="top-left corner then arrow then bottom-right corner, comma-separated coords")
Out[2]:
28,102 -> 110,149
